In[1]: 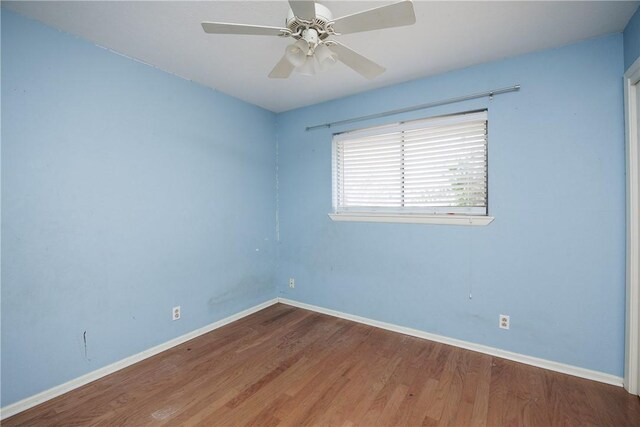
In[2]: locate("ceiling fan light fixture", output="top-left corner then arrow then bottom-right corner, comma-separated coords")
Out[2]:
285,39 -> 309,67
297,56 -> 317,76
314,43 -> 338,72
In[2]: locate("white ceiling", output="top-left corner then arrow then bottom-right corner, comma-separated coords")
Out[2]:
5,1 -> 639,112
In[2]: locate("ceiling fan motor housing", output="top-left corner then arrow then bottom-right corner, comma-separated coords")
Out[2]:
286,2 -> 333,41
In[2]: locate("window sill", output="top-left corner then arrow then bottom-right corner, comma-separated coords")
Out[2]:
328,213 -> 495,226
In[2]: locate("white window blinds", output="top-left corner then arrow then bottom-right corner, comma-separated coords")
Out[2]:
332,110 -> 488,215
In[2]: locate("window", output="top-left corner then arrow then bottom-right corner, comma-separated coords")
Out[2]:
331,110 -> 492,225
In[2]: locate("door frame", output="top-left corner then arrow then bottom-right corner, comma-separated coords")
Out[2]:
624,56 -> 640,395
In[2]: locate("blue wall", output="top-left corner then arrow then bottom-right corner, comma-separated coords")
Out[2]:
1,10 -> 277,406
624,6 -> 640,71
276,34 -> 626,376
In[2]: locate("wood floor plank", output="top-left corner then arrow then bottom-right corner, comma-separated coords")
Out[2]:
449,349 -> 487,426
317,329 -> 408,426
5,303 -> 640,427
275,324 -> 376,426
486,356 -> 512,426
423,346 -> 461,423
384,342 -> 435,426
467,352 -> 492,427
328,330 -> 407,425
518,363 -> 552,427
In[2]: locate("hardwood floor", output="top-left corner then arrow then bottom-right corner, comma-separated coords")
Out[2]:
5,303 -> 640,426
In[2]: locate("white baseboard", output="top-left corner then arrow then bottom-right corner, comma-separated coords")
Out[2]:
278,297 -> 623,387
0,298 -> 279,420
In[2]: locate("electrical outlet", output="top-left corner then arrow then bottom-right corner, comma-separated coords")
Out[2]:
499,314 -> 509,330
173,306 -> 181,321
289,278 -> 295,288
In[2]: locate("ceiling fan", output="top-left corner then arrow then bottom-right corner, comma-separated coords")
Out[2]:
201,0 -> 416,79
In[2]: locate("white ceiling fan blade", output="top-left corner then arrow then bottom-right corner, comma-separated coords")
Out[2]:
289,1 -> 316,20
331,0 -> 416,35
268,55 -> 295,79
329,42 -> 385,79
201,22 -> 287,36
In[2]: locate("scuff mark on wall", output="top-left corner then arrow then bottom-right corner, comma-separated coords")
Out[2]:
83,331 -> 91,362
207,275 -> 274,312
